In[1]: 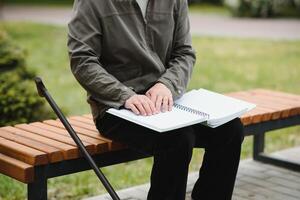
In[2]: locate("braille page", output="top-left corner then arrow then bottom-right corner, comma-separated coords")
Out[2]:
107,90 -> 207,132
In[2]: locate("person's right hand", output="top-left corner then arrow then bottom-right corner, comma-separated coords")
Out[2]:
124,94 -> 157,116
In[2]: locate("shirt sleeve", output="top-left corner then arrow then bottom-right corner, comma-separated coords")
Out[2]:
157,0 -> 196,100
67,0 -> 135,109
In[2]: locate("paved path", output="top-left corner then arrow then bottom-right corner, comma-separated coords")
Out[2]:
85,147 -> 300,200
1,5 -> 300,40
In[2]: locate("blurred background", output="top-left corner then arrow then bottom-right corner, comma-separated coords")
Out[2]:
0,0 -> 299,199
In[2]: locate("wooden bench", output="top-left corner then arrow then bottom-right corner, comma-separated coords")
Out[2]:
0,88 -> 300,200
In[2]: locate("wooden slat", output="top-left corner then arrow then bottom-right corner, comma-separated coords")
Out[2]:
0,129 -> 63,163
239,92 -> 295,117
255,107 -> 282,120
65,119 -> 127,151
66,119 -> 99,132
227,89 -> 300,125
0,153 -> 34,183
14,124 -> 96,155
253,89 -> 300,102
249,89 -> 300,115
227,94 -> 276,125
240,108 -> 272,125
0,137 -> 48,165
29,122 -> 109,153
2,126 -> 79,160
252,89 -> 300,104
240,114 -> 252,125
43,120 -> 126,151
70,116 -> 95,125
245,90 -> 300,116
227,93 -> 291,119
83,114 -> 93,119
241,111 -> 261,125
44,120 -> 100,138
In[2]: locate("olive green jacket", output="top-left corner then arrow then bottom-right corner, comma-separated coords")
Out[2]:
67,0 -> 196,121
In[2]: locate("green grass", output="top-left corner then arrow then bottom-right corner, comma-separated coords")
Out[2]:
1,22 -> 300,200
189,3 -> 230,15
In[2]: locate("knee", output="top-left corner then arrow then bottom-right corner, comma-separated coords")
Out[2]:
177,128 -> 196,152
154,127 -> 195,157
227,118 -> 244,144
218,118 -> 244,146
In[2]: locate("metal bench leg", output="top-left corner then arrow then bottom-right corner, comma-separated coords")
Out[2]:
28,166 -> 47,200
253,131 -> 300,172
253,132 -> 265,160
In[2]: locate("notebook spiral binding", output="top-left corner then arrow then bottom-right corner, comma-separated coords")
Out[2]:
174,103 -> 210,119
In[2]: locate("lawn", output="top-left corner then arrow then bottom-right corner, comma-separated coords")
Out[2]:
0,22 -> 300,200
189,3 -> 230,15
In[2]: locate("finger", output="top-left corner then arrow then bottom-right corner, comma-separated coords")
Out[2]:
168,96 -> 174,111
150,92 -> 157,105
129,104 -> 140,115
145,91 -> 151,98
162,96 -> 168,112
134,101 -> 147,116
155,95 -> 163,112
141,98 -> 153,115
147,97 -> 157,114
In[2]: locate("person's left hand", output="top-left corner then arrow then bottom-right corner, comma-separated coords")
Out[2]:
145,82 -> 173,113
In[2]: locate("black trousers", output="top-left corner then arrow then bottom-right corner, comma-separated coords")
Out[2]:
96,113 -> 244,200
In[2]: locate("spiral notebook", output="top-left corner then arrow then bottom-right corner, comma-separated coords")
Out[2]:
107,89 -> 256,132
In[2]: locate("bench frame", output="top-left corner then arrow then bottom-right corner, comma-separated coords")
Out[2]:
27,115 -> 300,200
248,115 -> 300,172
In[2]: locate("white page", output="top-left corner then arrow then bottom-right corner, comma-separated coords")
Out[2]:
176,89 -> 255,126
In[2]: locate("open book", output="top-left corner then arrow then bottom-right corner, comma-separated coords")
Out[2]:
107,89 -> 256,132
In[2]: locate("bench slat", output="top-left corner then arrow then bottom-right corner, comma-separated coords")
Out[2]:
251,107 -> 280,120
241,108 -> 272,124
248,90 -> 300,116
65,119 -> 126,151
44,120 -> 101,138
65,119 -> 99,132
2,126 -> 79,160
82,114 -> 93,119
228,93 -> 291,119
69,116 -> 95,125
0,153 -> 34,183
29,122 -> 109,153
0,136 -> 48,165
253,89 -> 300,102
251,89 -> 300,104
0,129 -> 63,163
240,114 -> 252,125
43,120 -> 125,151
235,91 -> 300,116
15,124 -> 96,155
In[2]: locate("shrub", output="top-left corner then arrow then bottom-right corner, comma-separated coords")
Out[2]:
0,29 -> 54,126
224,0 -> 300,17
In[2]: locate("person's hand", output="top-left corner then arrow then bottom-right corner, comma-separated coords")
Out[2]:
124,94 -> 157,116
146,82 -> 173,113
